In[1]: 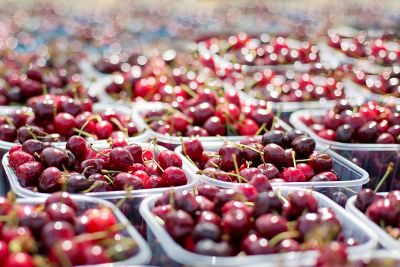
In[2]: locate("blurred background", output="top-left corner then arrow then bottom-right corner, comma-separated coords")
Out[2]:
0,0 -> 399,55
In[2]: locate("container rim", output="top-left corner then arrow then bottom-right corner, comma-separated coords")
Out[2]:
3,142 -> 198,199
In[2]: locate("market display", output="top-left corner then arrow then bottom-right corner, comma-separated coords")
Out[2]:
0,0 -> 399,266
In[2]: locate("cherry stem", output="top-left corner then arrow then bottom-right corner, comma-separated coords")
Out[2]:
180,84 -> 198,98
232,154 -> 241,182
116,186 -> 133,208
296,159 -> 311,163
255,122 -> 267,136
269,231 -> 300,247
292,151 -> 297,168
374,162 -> 395,193
151,159 -> 164,172
73,128 -> 95,138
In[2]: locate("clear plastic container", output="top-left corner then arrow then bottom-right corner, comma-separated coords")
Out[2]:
3,142 -> 198,234
0,103 -> 150,194
290,109 -> 400,192
139,186 -> 377,267
18,194 -> 151,266
198,40 -> 342,74
134,101 -> 293,150
346,193 -> 400,251
344,79 -> 400,106
175,143 -> 369,203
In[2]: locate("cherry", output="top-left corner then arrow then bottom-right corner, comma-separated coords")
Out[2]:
296,163 -> 315,181
281,167 -> 307,182
197,211 -> 221,225
190,103 -> 215,125
291,136 -> 316,158
203,116 -> 226,136
221,209 -> 251,239
160,166 -> 187,186
80,244 -> 111,265
95,121 -> 113,139
54,113 -> 76,136
0,124 -> 16,142
182,139 -> 203,161
250,174 -> 272,193
175,191 -> 200,215
16,161 -> 43,187
277,239 -> 300,253
284,191 -> 318,219
46,203 -> 76,224
158,150 -> 182,169
366,198 -> 399,226
376,133 -> 395,144
38,167 -> 65,192
40,147 -> 69,168
309,152 -> 333,173
218,144 -> 243,171
49,239 -> 81,266
335,124 -> 354,143
80,158 -> 105,177
192,222 -> 221,242
354,189 -> 377,212
4,253 -> 34,267
257,163 -> 280,179
165,210 -> 194,240
125,144 -> 143,163
356,121 -> 378,143
41,221 -> 75,249
45,192 -> 78,211
9,151 -> 35,170
296,212 -> 321,237
261,130 -> 288,147
66,135 -> 87,160
255,214 -> 288,239
263,144 -> 286,168
194,240 -> 233,256
113,173 -> 144,190
109,147 -> 134,171
241,233 -> 275,255
85,207 -> 117,233
197,184 -> 220,201
66,173 -> 93,192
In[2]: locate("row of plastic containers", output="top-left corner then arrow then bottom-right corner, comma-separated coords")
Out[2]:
1,116 -> 400,265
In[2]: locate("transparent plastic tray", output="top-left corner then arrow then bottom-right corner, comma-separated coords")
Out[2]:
290,109 -> 400,192
198,40 -> 342,74
134,101 -> 293,150
175,143 -> 369,202
346,193 -> 400,251
0,103 -> 150,190
139,186 -> 377,267
3,142 -> 198,233
344,79 -> 400,106
224,78 -> 365,124
18,194 -> 151,266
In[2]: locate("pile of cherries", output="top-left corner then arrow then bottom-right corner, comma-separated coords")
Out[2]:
0,192 -> 139,266
0,64 -> 96,106
355,189 -> 400,239
328,31 -> 399,65
300,100 -> 400,144
103,51 -> 219,103
203,33 -> 320,66
8,135 -> 188,193
229,69 -> 345,103
352,65 -> 400,96
152,185 -> 355,257
144,88 -> 281,137
0,95 -> 140,143
182,129 -> 336,184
